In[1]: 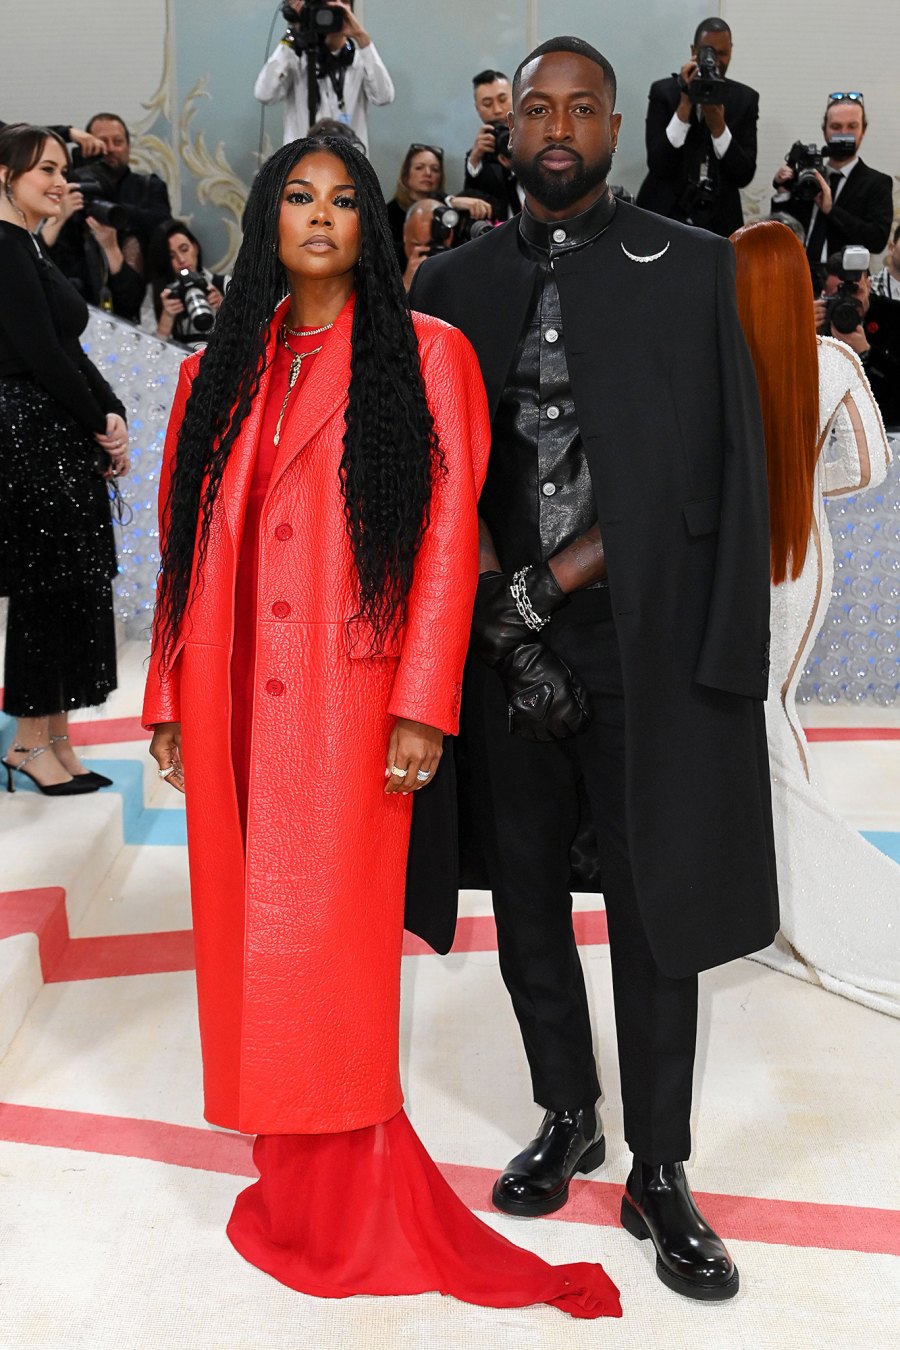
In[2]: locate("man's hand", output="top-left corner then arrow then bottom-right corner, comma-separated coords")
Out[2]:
813,169 -> 834,215
813,296 -> 828,331
449,194 -> 492,220
471,567 -> 568,668
701,103 -> 726,138
385,718 -> 442,794
676,59 -> 697,121
150,722 -> 184,794
773,165 -> 795,189
469,123 -> 496,169
69,128 -> 106,159
499,643 -> 591,741
833,323 -> 870,356
331,0 -> 370,46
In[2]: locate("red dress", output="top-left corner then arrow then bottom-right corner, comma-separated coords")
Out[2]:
156,309 -> 621,1318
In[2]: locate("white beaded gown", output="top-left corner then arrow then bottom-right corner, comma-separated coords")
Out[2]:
754,337 -> 900,1016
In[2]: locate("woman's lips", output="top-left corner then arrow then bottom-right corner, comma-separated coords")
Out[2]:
303,236 -> 337,250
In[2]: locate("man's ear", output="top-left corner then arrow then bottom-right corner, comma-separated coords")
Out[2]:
610,112 -> 623,151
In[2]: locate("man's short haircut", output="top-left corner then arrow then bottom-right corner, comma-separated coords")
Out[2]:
823,98 -> 868,131
693,17 -> 732,47
473,69 -> 509,89
512,36 -> 617,106
86,112 -> 130,143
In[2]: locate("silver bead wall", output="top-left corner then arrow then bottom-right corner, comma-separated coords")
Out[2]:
81,311 -> 900,705
81,310 -> 187,641
800,433 -> 900,708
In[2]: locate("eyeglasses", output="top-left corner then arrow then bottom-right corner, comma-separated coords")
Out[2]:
827,92 -> 864,105
408,143 -> 444,160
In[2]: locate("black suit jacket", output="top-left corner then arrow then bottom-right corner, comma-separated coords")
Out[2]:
636,75 -> 758,237
770,158 -> 895,262
406,204 -> 779,978
463,153 -> 520,221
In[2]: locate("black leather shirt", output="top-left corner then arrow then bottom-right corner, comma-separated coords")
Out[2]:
479,189 -> 616,571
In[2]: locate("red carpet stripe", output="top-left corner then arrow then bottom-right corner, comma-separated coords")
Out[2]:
803,726 -> 900,742
0,1101 -> 896,1256
67,716 -> 150,745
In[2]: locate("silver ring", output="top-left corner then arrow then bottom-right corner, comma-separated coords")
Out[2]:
158,766 -> 177,779
390,765 -> 407,778
416,769 -> 431,782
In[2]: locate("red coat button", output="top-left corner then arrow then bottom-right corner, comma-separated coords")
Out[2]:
266,679 -> 285,697
272,601 -> 291,619
275,523 -> 293,541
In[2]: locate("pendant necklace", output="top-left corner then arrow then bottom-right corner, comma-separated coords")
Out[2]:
273,322 -> 332,446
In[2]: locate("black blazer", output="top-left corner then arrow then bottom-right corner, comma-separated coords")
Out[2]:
769,158 -> 895,262
636,75 -> 758,237
463,153 -> 520,221
406,203 -> 779,978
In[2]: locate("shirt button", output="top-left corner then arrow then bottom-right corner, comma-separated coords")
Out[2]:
275,523 -> 293,541
542,482 -> 557,496
266,678 -> 285,697
546,405 -> 560,420
552,227 -> 566,244
272,601 -> 291,619
544,328 -> 559,343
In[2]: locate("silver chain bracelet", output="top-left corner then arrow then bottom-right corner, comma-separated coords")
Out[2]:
510,567 -> 549,631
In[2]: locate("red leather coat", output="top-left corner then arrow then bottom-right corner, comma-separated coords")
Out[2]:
143,297 -> 490,1134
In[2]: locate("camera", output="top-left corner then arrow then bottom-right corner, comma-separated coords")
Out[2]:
167,268 -> 215,334
677,172 -> 718,224
689,44 -> 725,104
484,119 -> 511,162
428,205 -> 492,255
784,142 -> 826,202
281,1 -> 343,38
70,166 -> 128,230
823,245 -> 870,335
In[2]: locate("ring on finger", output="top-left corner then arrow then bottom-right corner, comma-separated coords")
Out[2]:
158,766 -> 177,779
389,765 -> 407,778
416,769 -> 431,782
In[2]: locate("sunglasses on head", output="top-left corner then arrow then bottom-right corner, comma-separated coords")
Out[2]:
827,91 -> 864,105
408,143 -> 444,160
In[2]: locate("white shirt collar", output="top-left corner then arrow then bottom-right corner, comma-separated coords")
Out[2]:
825,154 -> 859,178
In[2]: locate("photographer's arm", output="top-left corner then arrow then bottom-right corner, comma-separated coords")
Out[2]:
254,36 -> 299,105
646,82 -> 691,179
825,179 -> 895,256
711,92 -> 759,188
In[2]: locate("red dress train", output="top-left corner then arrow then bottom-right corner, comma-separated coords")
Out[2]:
225,333 -> 621,1319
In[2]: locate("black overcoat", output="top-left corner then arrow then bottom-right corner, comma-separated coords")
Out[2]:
405,201 -> 779,979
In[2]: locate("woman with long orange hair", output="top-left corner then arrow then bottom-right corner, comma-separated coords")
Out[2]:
731,219 -> 898,1016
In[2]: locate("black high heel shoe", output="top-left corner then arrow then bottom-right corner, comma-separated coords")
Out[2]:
3,745 -> 100,797
49,733 -> 113,788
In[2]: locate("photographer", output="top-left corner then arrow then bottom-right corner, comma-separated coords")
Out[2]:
463,69 -> 520,221
385,144 -> 491,267
771,94 -> 893,267
401,199 -> 452,292
815,248 -> 900,428
147,220 -> 229,347
636,17 -> 758,236
254,1 -> 394,153
871,223 -> 900,302
0,119 -> 105,160
40,112 -> 171,321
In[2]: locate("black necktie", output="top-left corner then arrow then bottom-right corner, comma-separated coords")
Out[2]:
806,171 -> 843,263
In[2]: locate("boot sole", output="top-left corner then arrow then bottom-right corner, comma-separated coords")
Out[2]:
491,1134 -> 606,1218
620,1196 -> 740,1301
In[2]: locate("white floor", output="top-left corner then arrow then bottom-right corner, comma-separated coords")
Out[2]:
1,641 -> 899,1349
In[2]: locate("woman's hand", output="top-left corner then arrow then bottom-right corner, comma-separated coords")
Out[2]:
385,718 -> 443,794
160,288 -> 186,317
95,413 -> 129,477
149,721 -> 185,794
207,284 -> 225,312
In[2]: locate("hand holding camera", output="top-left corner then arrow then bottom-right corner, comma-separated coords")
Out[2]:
469,120 -> 512,170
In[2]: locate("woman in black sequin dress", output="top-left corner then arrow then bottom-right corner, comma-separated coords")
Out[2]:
0,124 -> 129,795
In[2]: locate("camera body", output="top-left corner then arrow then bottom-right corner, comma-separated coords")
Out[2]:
70,165 -> 128,230
281,1 -> 343,38
167,267 -> 215,334
784,142 -> 826,202
483,119 -> 511,162
428,205 -> 492,255
823,245 -> 870,335
690,44 -> 726,104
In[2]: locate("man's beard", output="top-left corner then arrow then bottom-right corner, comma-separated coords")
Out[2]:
513,146 -> 613,212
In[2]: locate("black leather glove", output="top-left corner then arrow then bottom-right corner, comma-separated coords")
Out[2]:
471,565 -> 569,667
497,641 -> 591,741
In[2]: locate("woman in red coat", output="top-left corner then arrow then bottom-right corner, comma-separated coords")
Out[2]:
143,136 -> 619,1317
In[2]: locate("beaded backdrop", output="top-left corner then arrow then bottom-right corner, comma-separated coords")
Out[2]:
82,311 -> 900,704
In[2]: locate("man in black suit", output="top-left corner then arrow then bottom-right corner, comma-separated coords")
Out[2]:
636,17 -> 758,237
771,94 -> 894,270
410,36 -> 777,1301
817,255 -> 900,428
463,69 -> 521,220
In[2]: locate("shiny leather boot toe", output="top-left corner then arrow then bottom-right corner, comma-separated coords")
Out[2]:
620,1160 -> 739,1301
492,1106 -> 605,1218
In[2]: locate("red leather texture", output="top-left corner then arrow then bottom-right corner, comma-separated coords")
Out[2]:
142,297 -> 490,1133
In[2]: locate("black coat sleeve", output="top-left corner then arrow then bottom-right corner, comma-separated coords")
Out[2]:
122,173 -> 172,237
716,90 -> 758,188
107,260 -> 146,322
829,170 -> 894,255
644,82 -> 685,181
0,239 -> 108,434
693,239 -> 771,700
78,350 -> 127,422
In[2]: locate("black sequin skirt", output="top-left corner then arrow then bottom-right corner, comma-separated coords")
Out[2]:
1,377 -> 118,716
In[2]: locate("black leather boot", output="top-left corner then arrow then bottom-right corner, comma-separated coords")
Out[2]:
492,1106 -> 605,1217
620,1160 -> 739,1300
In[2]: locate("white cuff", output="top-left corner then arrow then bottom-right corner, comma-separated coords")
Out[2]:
466,157 -> 482,178
711,126 -> 732,158
666,112 -> 690,148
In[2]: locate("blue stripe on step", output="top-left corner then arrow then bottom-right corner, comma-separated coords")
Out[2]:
861,831 -> 900,866
82,758 -> 187,847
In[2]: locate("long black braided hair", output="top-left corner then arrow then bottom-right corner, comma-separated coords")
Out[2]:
154,135 -> 442,664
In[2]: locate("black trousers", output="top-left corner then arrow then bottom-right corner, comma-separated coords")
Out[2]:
473,591 -> 698,1164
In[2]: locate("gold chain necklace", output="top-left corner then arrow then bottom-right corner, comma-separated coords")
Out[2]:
283,320 -> 334,338
273,325 -> 325,446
